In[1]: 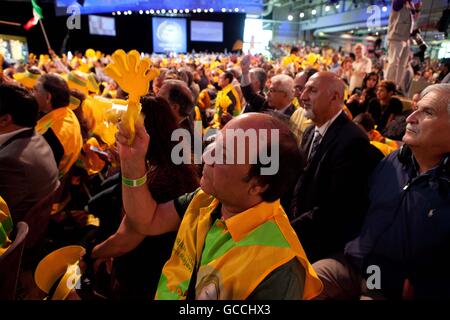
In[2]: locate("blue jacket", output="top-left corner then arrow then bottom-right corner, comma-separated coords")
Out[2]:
345,150 -> 450,299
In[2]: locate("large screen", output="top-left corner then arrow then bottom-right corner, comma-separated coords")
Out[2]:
0,34 -> 29,62
89,15 -> 116,36
152,17 -> 187,53
191,21 -> 223,42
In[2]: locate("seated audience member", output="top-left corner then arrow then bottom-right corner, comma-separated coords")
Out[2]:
368,80 -> 403,133
240,55 -> 296,118
116,112 -> 323,300
157,79 -> 196,138
290,72 -> 373,263
91,96 -> 199,299
346,72 -> 379,118
241,67 -> 267,113
33,74 -> 83,178
213,71 -> 241,123
313,84 -> 450,300
0,83 -> 59,222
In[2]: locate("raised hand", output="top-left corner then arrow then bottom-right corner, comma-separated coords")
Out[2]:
104,49 -> 159,145
116,117 -> 149,179
240,54 -> 252,75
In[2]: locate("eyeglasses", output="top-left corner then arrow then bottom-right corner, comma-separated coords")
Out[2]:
268,88 -> 286,94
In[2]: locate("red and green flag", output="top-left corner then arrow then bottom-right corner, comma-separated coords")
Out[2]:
24,0 -> 43,30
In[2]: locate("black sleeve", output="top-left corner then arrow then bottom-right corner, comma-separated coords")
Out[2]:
241,84 -> 267,113
173,189 -> 200,219
42,128 -> 64,168
292,135 -> 371,262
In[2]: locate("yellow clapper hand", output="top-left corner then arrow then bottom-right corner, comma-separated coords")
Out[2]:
103,49 -> 159,145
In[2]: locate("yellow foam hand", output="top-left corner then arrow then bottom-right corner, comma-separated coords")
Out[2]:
103,49 -> 159,145
103,49 -> 159,103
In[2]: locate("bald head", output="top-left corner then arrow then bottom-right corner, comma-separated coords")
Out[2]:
301,72 -> 345,126
310,72 -> 345,102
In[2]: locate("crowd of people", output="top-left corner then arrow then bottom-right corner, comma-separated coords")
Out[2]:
0,35 -> 449,300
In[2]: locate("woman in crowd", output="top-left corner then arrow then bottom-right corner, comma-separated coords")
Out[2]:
346,72 -> 379,118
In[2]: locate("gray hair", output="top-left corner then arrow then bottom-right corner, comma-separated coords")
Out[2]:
420,84 -> 450,117
271,74 -> 294,100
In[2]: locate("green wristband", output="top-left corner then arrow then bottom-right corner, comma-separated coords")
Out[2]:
122,173 -> 147,187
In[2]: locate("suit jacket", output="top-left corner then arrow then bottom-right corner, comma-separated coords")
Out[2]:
290,112 -> 373,263
241,84 -> 295,117
0,129 -> 59,222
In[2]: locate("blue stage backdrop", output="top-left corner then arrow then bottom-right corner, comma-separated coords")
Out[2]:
152,17 -> 187,53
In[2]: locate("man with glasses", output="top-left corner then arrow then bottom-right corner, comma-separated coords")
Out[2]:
240,55 -> 296,117
314,84 -> 450,300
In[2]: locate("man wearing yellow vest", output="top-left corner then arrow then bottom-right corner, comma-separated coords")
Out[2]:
34,74 -> 83,178
115,112 -> 322,300
213,71 -> 241,127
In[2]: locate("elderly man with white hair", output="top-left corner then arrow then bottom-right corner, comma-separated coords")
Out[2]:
313,84 -> 450,300
240,54 -> 296,117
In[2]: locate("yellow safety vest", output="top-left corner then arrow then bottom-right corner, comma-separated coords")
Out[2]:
156,190 -> 323,300
36,107 -> 83,177
0,196 -> 12,256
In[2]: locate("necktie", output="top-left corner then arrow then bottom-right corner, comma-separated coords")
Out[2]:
308,130 -> 322,162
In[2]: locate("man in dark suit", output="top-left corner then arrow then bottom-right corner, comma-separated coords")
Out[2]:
241,67 -> 267,113
290,72 -> 372,263
240,55 -> 296,117
0,83 -> 59,222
